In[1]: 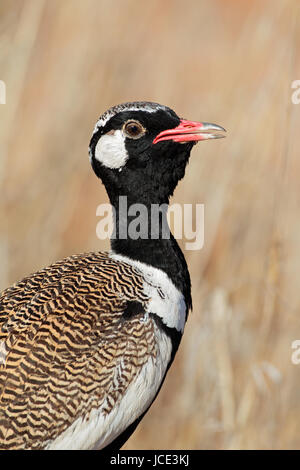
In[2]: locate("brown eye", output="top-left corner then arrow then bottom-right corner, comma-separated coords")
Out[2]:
123,120 -> 145,139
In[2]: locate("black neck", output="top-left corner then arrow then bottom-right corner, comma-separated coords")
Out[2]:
109,195 -> 192,311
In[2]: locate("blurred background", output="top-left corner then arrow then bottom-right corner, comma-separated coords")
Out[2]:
0,0 -> 300,450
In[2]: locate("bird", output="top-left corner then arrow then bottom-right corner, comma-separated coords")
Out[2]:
0,101 -> 225,450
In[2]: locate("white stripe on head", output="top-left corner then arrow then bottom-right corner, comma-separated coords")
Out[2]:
92,101 -> 168,136
94,129 -> 128,170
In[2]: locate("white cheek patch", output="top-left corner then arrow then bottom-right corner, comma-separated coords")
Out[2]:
95,130 -> 128,170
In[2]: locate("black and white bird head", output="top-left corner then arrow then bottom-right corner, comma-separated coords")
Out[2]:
89,101 -> 225,205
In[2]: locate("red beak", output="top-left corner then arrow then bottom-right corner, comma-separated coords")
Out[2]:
153,119 -> 226,144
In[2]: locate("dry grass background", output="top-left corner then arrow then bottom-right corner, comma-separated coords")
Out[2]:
0,0 -> 300,449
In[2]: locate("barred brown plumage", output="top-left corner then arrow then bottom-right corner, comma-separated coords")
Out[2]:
0,252 -> 155,449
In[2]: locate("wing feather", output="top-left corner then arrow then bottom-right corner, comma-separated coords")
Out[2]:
0,252 -> 155,449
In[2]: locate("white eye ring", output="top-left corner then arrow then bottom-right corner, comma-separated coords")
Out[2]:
123,120 -> 146,139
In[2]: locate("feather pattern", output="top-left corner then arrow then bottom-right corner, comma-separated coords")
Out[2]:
0,251 -> 180,449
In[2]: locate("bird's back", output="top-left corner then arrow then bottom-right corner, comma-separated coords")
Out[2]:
0,251 -> 175,449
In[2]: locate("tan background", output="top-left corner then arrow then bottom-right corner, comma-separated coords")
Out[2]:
1,0 -> 300,449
